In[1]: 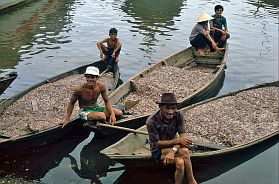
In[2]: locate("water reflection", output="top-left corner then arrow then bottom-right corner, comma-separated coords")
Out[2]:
120,0 -> 184,51
0,127 -> 90,180
0,0 -> 75,73
67,134 -> 125,184
247,0 -> 278,11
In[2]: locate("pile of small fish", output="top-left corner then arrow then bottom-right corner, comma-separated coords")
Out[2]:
184,86 -> 278,147
124,66 -> 215,115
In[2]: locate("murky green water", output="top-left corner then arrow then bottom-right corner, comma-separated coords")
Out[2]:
0,0 -> 278,183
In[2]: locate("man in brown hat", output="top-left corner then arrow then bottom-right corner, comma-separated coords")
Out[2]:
146,93 -> 197,184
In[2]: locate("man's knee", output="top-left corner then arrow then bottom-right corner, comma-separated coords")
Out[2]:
114,108 -> 123,117
226,33 -> 230,39
179,147 -> 190,159
88,112 -> 106,121
175,157 -> 185,170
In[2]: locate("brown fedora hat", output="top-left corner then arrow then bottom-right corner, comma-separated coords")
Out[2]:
156,93 -> 178,104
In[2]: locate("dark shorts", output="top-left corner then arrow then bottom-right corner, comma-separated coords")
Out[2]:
151,150 -> 162,163
190,33 -> 212,50
152,149 -> 183,163
105,46 -> 121,57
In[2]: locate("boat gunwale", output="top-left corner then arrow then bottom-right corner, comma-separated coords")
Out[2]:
102,130 -> 278,159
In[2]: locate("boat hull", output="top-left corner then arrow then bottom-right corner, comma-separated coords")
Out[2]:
0,72 -> 18,95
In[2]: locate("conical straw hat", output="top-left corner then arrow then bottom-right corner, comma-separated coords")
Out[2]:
196,12 -> 213,22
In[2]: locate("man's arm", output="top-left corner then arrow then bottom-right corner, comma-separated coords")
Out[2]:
210,18 -> 228,35
96,38 -> 108,59
155,133 -> 192,149
210,22 -> 222,32
60,89 -> 79,128
113,38 -> 122,53
100,85 -> 116,123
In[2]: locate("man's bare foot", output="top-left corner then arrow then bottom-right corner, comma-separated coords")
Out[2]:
197,49 -> 205,57
215,47 -> 225,53
189,178 -> 198,184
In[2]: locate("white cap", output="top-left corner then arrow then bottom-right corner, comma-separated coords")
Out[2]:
84,66 -> 99,76
196,12 -> 213,23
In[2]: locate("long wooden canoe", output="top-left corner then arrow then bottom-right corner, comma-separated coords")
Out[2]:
101,81 -> 279,171
0,72 -> 18,95
0,61 -> 119,157
88,44 -> 228,134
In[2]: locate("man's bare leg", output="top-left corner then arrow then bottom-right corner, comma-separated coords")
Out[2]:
100,44 -> 108,61
87,112 -> 106,122
174,157 -> 185,184
197,49 -> 205,57
179,148 -> 197,184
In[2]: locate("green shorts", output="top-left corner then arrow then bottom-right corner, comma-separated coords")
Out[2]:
79,106 -> 105,121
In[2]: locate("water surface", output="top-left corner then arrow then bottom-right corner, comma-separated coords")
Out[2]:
0,0 -> 278,183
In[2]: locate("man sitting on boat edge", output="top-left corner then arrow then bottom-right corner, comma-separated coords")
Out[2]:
146,93 -> 198,184
60,66 -> 123,128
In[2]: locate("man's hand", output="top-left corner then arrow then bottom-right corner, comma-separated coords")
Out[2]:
60,117 -> 69,128
178,136 -> 193,148
163,151 -> 175,165
99,53 -> 104,60
111,52 -> 116,58
109,113 -> 116,124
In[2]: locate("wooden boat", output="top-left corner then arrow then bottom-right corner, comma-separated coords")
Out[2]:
88,44 -> 228,134
0,72 -> 18,95
0,61 -> 119,157
101,81 -> 279,171
101,125 -> 278,169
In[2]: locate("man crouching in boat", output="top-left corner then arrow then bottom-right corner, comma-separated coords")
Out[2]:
60,66 -> 123,128
146,93 -> 197,184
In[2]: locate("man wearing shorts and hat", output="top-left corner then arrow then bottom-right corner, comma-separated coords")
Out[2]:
146,93 -> 197,184
60,66 -> 123,128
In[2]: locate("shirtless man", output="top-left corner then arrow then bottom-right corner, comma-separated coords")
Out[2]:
60,66 -> 123,128
97,28 -> 122,63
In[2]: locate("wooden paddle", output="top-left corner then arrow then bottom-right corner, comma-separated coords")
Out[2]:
97,123 -> 226,150
97,123 -> 148,135
99,68 -> 109,77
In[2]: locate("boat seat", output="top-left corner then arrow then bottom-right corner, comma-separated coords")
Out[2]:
132,147 -> 151,156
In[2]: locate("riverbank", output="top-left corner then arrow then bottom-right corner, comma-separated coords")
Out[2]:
0,0 -> 35,13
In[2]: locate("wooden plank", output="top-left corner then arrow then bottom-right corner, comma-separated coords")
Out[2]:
132,147 -> 151,155
195,58 -> 221,65
31,99 -> 39,111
